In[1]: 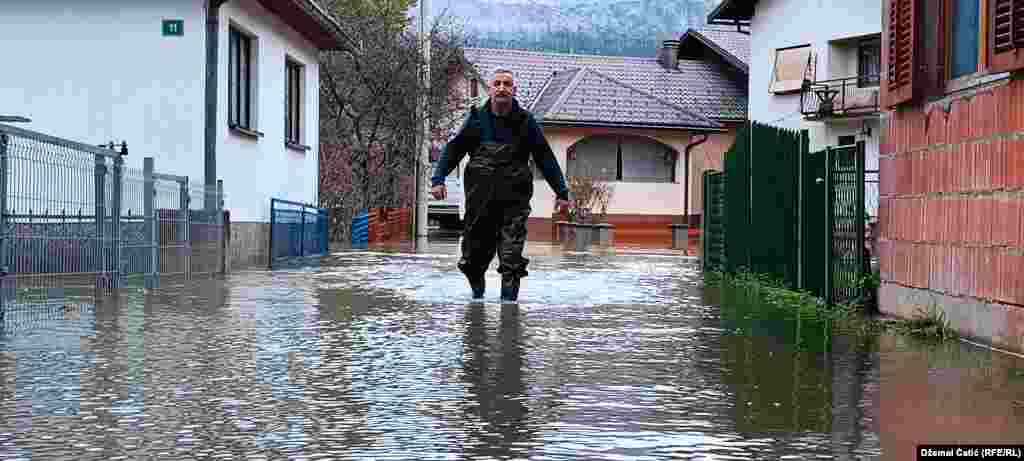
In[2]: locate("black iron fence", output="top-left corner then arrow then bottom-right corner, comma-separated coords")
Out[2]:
800,75 -> 880,119
269,198 -> 328,268
0,122 -> 225,319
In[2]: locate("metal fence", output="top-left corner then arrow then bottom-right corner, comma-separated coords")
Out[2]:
701,121 -> 874,306
0,122 -> 224,319
268,198 -> 328,268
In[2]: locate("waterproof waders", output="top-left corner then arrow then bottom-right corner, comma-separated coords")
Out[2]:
432,99 -> 570,303
457,140 -> 533,302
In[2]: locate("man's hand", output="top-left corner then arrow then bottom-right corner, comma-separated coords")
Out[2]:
555,198 -> 571,213
430,185 -> 446,200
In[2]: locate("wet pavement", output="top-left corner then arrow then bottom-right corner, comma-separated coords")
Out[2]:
1,240 -> 1023,460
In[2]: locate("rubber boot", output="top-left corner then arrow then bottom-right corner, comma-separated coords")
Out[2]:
500,276 -> 520,303
468,274 -> 485,301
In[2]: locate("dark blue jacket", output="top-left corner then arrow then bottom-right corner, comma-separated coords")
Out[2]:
431,99 -> 570,201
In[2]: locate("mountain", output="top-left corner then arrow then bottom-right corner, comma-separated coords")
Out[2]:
425,0 -> 723,57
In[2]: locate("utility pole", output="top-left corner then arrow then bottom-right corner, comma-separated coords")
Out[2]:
414,0 -> 431,250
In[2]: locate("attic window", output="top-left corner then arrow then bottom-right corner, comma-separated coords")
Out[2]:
770,44 -> 815,94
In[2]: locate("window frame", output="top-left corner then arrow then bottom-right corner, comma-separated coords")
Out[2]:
857,37 -> 882,87
944,0 -> 987,91
285,57 -> 306,150
228,24 -> 261,137
770,44 -> 815,94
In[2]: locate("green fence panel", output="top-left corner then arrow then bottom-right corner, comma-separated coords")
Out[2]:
801,147 -> 828,299
702,170 -> 727,272
827,141 -> 866,305
724,123 -> 751,273
748,122 -> 802,288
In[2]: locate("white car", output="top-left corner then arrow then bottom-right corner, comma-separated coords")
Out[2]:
427,175 -> 465,230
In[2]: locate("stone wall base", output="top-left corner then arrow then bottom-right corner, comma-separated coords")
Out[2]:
227,222 -> 270,271
879,282 -> 1024,354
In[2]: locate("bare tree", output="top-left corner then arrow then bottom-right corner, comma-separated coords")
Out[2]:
318,1 -> 476,242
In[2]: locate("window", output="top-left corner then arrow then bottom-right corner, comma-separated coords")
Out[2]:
566,135 -> 676,183
229,26 -> 256,132
950,0 -> 981,79
858,37 -> 882,87
881,0 -> 1024,108
770,44 -> 815,93
285,58 -> 304,146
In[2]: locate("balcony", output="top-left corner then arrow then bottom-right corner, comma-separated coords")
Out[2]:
800,75 -> 880,120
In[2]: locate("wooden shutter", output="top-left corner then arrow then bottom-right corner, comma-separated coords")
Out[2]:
990,0 -> 1024,72
882,0 -> 920,107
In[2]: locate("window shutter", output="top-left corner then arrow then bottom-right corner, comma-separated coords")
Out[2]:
990,0 -> 1024,72
882,0 -> 920,107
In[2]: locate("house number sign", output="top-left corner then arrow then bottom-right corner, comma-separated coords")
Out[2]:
162,20 -> 184,37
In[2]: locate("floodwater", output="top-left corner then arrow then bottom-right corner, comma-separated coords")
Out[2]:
1,241 -> 1023,460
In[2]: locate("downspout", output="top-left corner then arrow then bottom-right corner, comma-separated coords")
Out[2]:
205,0 -> 229,211
683,133 -> 710,226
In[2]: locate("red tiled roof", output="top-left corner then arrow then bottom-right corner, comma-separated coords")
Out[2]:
465,46 -> 747,123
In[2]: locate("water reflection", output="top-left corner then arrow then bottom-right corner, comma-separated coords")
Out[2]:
461,304 -> 536,458
0,245 -> 1021,460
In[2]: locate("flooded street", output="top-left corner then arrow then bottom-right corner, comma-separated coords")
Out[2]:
1,241 -> 1023,460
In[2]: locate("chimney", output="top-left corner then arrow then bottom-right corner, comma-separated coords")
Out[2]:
658,39 -> 680,69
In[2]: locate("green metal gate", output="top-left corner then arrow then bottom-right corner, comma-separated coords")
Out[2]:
800,146 -> 828,299
826,141 -> 866,305
702,170 -> 727,272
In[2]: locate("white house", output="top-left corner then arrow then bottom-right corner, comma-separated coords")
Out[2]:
708,0 -> 882,215
0,0 -> 343,268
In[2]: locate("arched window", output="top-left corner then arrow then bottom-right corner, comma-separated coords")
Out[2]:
565,135 -> 677,183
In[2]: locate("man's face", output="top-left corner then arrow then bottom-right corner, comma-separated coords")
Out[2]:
488,73 -> 515,103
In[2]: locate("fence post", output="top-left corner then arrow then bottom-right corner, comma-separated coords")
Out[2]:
856,140 -> 866,294
268,199 -> 276,269
111,143 -> 125,290
824,146 -> 834,306
0,134 -> 8,319
300,205 -> 306,257
94,153 -> 108,290
217,179 -> 225,275
144,157 -> 157,289
180,177 -> 190,281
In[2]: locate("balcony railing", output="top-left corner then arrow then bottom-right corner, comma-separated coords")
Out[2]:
800,75 -> 880,119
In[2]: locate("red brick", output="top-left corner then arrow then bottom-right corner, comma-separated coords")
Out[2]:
1016,80 -> 1024,132
983,196 -> 995,244
951,144 -> 962,193
994,138 -> 1008,190
997,251 -> 1010,304
938,197 -> 948,243
997,83 -> 1011,134
1011,254 -> 1024,305
983,90 -> 996,139
982,142 -> 995,191
1015,198 -> 1024,249
994,196 -> 1009,247
952,246 -> 964,296
1013,138 -> 1024,189
921,196 -> 929,241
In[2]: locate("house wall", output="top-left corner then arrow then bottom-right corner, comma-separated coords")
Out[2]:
217,0 -> 321,223
877,77 -> 1024,355
0,0 -> 207,179
748,0 -> 882,131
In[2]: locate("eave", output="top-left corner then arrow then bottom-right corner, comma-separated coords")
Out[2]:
707,0 -> 755,26
256,0 -> 347,50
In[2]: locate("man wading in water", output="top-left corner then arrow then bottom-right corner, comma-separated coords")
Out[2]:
430,68 -> 572,303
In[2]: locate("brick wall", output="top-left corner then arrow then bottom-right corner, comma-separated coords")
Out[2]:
879,77 -> 1024,352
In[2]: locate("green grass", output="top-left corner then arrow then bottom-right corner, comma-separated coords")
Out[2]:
703,269 -> 958,342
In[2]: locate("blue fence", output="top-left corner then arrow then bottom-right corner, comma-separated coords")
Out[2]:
268,198 -> 328,268
350,211 -> 368,245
